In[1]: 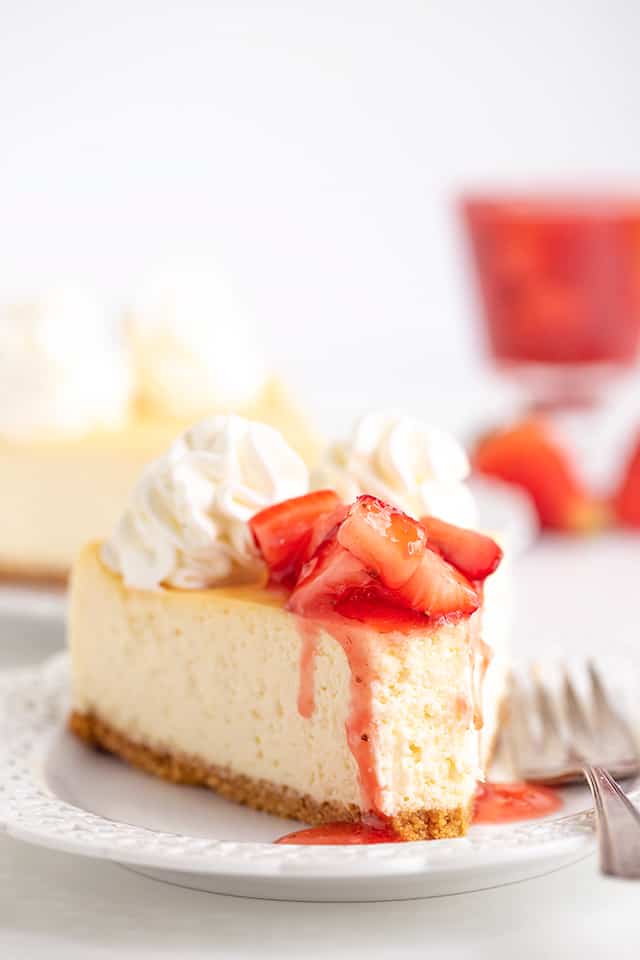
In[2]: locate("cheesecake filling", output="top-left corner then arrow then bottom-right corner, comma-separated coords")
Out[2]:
70,546 -> 503,832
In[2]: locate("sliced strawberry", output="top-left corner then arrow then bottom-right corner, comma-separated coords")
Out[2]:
614,433 -> 640,528
473,418 -> 604,532
337,495 -> 426,589
420,515 -> 502,581
395,548 -> 479,619
304,503 -> 350,561
290,495 -> 478,623
334,587 -> 434,633
250,490 -> 343,587
288,535 -> 371,617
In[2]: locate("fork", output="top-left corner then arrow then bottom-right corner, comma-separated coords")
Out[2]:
506,660 -> 640,879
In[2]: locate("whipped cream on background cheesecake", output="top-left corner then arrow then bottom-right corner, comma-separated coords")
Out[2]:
0,290 -> 132,440
128,262 -> 269,420
0,282 -> 319,582
69,413 -> 509,840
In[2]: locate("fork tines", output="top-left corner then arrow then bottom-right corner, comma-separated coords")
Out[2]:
505,660 -> 640,785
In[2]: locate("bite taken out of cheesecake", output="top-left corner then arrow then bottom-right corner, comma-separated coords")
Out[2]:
68,414 -> 509,841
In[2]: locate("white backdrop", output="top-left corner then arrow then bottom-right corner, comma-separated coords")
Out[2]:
2,0 -> 640,433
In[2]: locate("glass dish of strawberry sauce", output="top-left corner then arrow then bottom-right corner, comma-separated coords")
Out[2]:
461,194 -> 640,408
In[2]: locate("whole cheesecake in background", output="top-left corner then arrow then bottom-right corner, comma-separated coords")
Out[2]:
0,291 -> 135,583
0,275 -> 320,584
69,413 -> 508,840
128,262 -> 270,421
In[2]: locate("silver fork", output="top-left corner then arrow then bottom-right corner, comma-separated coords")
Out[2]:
506,660 -> 640,879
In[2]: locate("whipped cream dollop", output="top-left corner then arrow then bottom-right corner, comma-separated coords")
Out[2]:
311,412 -> 477,528
129,262 -> 268,420
0,291 -> 132,440
102,415 -> 309,590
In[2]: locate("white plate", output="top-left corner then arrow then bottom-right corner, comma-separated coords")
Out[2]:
2,653 -> 635,902
0,584 -> 66,622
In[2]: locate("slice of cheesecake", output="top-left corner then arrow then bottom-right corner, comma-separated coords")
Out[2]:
69,481 -> 506,839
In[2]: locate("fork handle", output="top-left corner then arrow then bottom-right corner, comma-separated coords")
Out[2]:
582,765 -> 640,879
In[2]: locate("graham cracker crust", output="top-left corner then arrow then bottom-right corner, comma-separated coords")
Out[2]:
69,710 -> 471,840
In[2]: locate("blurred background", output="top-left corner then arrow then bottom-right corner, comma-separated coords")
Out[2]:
3,0 -> 640,433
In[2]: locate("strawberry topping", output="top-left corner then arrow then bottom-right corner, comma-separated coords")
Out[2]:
393,547 -> 479,619
337,495 -> 426,589
288,535 -> 370,617
252,492 -> 495,627
249,490 -> 342,588
304,503 -> 350,562
334,587 -> 446,633
420,515 -> 502,581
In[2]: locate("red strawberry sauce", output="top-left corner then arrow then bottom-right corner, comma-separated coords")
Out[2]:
275,782 -> 562,844
293,613 -> 386,813
473,781 -> 562,824
277,820 -> 398,845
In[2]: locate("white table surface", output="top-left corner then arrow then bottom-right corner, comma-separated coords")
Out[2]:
2,536 -> 640,958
